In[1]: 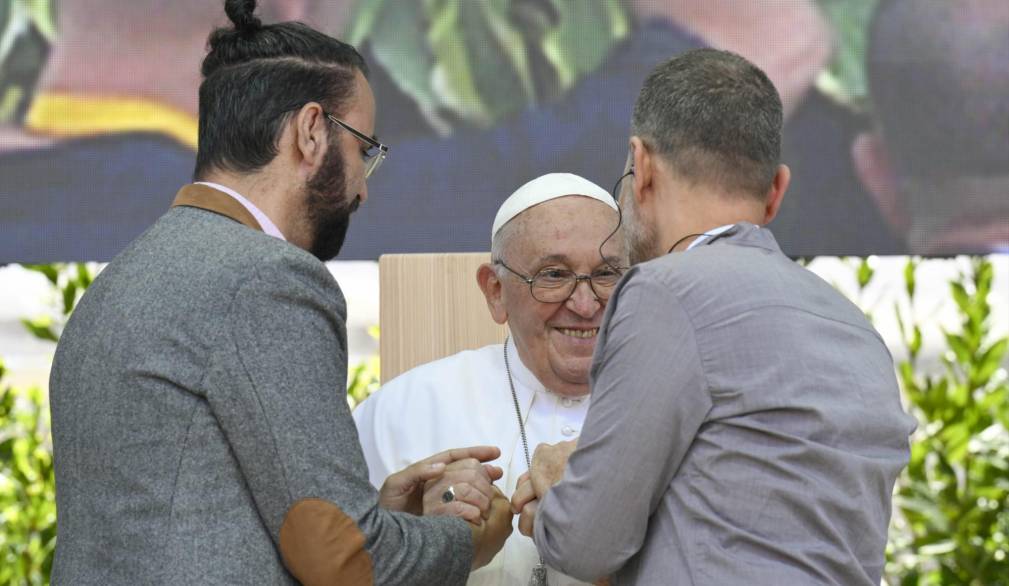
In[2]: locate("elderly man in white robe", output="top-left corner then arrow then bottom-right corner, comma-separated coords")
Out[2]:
353,173 -> 625,586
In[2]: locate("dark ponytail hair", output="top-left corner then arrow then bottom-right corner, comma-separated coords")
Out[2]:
223,0 -> 262,33
194,0 -> 368,179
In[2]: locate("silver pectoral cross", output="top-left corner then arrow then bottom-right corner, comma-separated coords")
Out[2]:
528,560 -> 548,586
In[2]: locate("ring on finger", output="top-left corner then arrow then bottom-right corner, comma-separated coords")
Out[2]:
441,485 -> 456,504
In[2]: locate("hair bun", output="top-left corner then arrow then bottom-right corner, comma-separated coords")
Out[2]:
224,0 -> 262,33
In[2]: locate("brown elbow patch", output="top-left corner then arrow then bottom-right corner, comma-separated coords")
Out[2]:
279,498 -> 373,586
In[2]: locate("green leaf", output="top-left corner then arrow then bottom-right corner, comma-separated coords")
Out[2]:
950,282 -> 971,314
348,0 -> 627,130
857,257 -> 874,288
896,491 -> 951,533
61,281 -> 77,315
910,325 -> 922,360
18,318 -> 57,343
976,338 -> 1009,384
21,264 -> 58,285
945,332 -> 973,366
977,385 -> 1007,414
538,0 -> 629,93
344,0 -> 388,45
939,422 -> 971,462
977,259 -> 994,294
814,0 -> 879,107
903,257 -> 917,299
23,0 -> 57,41
75,262 -> 92,289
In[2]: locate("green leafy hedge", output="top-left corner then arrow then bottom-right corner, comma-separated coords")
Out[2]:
0,361 -> 55,585
1,259 -> 1006,585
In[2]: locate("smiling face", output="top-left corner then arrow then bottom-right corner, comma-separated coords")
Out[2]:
488,195 -> 624,396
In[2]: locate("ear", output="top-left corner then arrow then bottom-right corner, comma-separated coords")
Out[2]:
292,102 -> 329,175
762,164 -> 791,224
476,264 -> 508,325
629,136 -> 654,208
852,131 -> 908,233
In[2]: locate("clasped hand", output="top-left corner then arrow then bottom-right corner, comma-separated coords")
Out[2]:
510,439 -> 577,536
377,445 -> 513,570
377,445 -> 503,520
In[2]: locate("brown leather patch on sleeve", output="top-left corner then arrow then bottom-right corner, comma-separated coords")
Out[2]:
279,498 -> 374,586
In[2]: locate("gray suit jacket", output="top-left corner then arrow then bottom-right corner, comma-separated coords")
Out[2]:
49,200 -> 471,585
534,223 -> 917,585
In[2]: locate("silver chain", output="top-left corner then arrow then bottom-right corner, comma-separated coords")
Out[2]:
504,336 -> 533,470
503,336 -> 549,586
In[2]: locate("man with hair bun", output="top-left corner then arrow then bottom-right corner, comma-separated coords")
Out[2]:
48,1 -> 511,584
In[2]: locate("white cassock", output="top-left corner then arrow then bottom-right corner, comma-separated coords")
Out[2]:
353,339 -> 593,586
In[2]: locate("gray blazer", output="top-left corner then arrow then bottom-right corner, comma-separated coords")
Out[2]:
534,223 -> 917,585
49,200 -> 471,585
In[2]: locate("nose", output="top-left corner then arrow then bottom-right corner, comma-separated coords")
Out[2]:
565,279 -> 600,319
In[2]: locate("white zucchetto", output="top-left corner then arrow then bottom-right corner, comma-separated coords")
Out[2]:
491,173 -> 617,241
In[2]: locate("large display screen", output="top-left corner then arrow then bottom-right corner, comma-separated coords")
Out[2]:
1,0 -> 1006,261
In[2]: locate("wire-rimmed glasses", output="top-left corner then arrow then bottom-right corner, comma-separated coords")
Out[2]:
495,260 -> 625,303
324,112 -> 389,178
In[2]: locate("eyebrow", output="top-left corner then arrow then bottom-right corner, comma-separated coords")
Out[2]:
534,254 -> 625,268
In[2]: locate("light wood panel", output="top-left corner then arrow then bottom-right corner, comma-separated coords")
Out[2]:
379,253 -> 508,383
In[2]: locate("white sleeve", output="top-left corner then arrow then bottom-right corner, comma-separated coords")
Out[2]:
351,393 -> 396,489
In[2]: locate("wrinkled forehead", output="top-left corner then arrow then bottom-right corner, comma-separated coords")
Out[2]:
503,195 -> 621,261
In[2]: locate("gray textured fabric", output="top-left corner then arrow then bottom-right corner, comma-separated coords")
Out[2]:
534,223 -> 916,585
49,206 -> 472,585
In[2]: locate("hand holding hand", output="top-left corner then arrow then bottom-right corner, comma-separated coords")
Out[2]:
510,472 -> 539,537
470,487 -> 514,570
530,439 -> 577,498
378,445 -> 501,514
422,457 -> 504,523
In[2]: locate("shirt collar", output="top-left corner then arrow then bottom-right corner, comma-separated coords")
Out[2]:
504,337 -> 542,416
686,222 -> 783,254
686,224 -> 737,251
196,182 -> 286,241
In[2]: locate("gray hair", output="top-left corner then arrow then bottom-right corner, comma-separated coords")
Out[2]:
631,48 -> 783,198
490,214 -> 525,275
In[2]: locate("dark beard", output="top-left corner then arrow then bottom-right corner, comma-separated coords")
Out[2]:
305,145 -> 359,262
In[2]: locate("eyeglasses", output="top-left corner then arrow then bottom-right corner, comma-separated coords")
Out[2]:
324,113 -> 389,178
494,260 -> 626,303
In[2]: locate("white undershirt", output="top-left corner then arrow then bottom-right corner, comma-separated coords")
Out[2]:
195,181 -> 286,241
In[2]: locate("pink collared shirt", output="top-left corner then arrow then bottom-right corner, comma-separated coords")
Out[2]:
195,181 -> 286,241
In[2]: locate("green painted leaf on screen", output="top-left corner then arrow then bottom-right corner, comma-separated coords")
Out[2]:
0,0 -> 56,124
814,0 -> 878,109
347,0 -> 627,132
